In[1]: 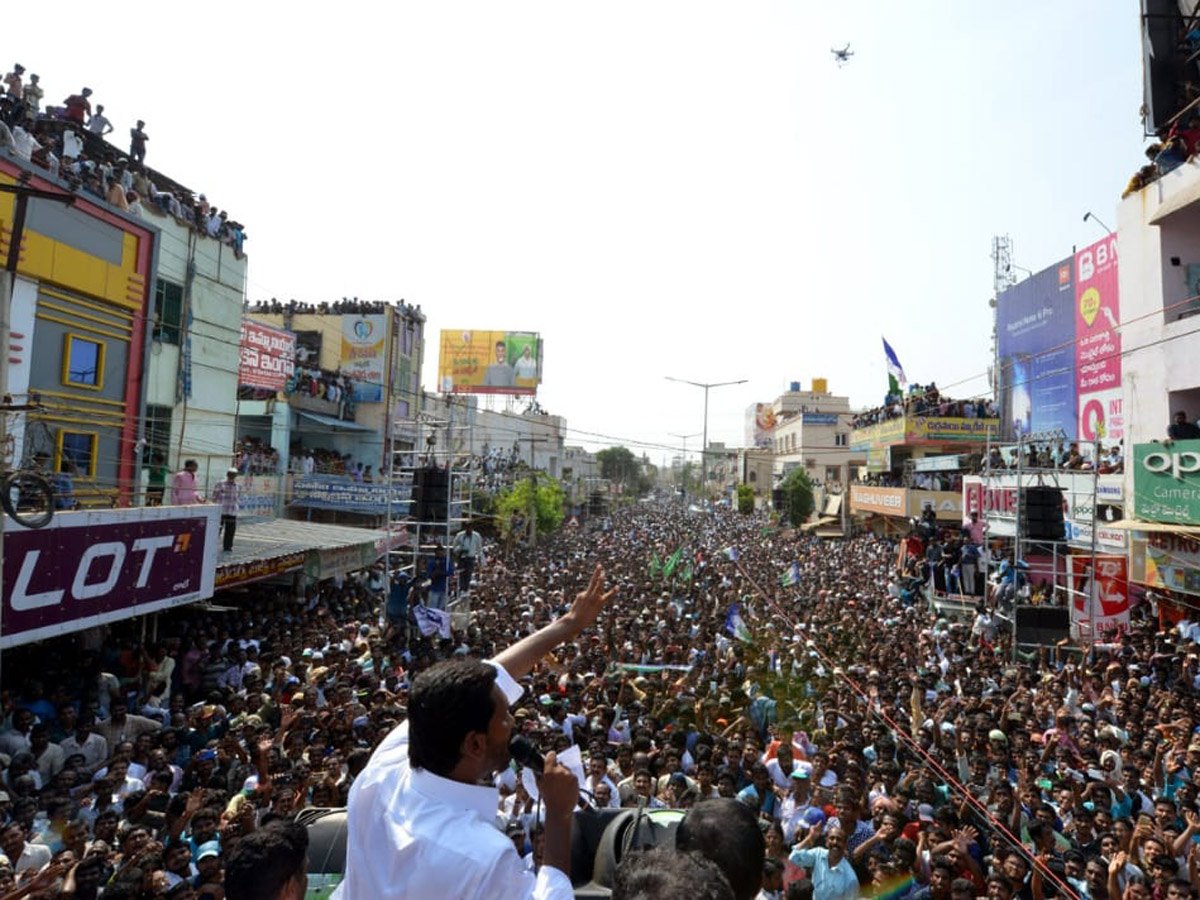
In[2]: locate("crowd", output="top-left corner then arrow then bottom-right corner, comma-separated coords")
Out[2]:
231,439 -> 281,477
853,386 -> 999,431
0,63 -> 246,257
984,443 -> 1125,475
245,299 -> 415,318
284,367 -> 356,420
287,447 -> 375,482
0,496 -> 1194,900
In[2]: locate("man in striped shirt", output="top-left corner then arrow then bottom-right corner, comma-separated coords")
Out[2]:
212,468 -> 240,552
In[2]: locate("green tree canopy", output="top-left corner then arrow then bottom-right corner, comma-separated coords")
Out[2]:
496,476 -> 566,536
780,467 -> 815,526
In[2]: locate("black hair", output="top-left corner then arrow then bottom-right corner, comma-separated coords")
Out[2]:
676,798 -> 766,900
612,848 -> 735,900
786,879 -> 814,900
407,658 -> 498,776
224,819 -> 309,900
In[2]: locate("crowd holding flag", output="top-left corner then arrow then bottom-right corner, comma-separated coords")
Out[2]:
723,602 -> 753,644
781,560 -> 801,587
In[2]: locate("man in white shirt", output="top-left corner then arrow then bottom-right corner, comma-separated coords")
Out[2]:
0,821 -> 50,874
336,565 -> 616,900
57,714 -> 108,774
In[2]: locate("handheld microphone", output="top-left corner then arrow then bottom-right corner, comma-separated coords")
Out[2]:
508,735 -> 544,774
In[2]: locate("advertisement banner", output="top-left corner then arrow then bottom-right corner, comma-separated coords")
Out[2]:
908,490 -> 962,520
2,507 -> 218,649
237,475 -> 280,518
850,485 -> 906,516
1130,530 -> 1200,597
238,321 -> 295,390
215,551 -> 306,590
437,329 -> 541,396
341,314 -> 387,402
866,446 -> 891,474
290,475 -> 412,515
1069,554 -> 1130,638
1074,236 -> 1122,441
1133,440 -> 1200,525
995,259 -> 1077,440
962,476 -> 1019,536
802,413 -> 840,425
908,417 -> 1000,443
746,403 -> 778,448
852,418 -> 906,449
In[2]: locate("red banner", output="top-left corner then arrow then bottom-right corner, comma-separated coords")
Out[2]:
239,321 -> 295,390
1070,553 -> 1130,638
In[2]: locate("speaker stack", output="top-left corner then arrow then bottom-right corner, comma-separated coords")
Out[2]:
413,467 -> 449,523
1021,486 -> 1065,541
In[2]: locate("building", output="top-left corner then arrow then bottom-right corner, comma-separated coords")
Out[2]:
849,395 -> 998,533
246,301 -> 426,522
1,157 -> 158,506
1114,147 -> 1200,617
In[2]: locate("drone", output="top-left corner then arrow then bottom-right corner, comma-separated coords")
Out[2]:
831,43 -> 854,67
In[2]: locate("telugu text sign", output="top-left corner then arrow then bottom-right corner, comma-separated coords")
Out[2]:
341,314 -> 387,403
2,507 -> 218,648
290,476 -> 412,514
238,321 -> 295,391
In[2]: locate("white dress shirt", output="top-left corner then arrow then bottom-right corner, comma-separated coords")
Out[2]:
335,662 -> 572,900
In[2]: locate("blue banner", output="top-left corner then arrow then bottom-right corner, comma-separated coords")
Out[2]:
290,476 -> 411,514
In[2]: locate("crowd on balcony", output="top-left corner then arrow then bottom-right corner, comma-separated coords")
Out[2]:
285,366 -> 356,419
0,64 -> 247,256
231,439 -> 281,476
985,442 -> 1124,474
288,447 -> 375,483
852,385 -> 999,430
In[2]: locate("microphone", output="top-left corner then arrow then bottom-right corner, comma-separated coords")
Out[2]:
508,735 -> 544,774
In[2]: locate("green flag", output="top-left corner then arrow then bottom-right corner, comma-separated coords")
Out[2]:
663,547 -> 683,579
649,553 -> 661,578
678,560 -> 693,583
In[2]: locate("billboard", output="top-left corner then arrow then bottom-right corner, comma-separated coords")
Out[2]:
238,321 -> 295,390
849,484 -> 906,516
341,314 -> 387,402
290,475 -> 412,515
746,403 -> 778,448
1130,530 -> 1200,597
1070,554 -> 1130,639
2,506 -> 218,649
996,258 -> 1076,440
1075,236 -> 1123,444
1133,440 -> 1200,525
437,330 -> 541,395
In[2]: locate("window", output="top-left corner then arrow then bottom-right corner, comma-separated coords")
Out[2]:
153,279 -> 184,344
57,430 -> 97,478
144,404 -> 172,464
825,466 -> 841,483
63,335 -> 105,389
835,433 -> 848,447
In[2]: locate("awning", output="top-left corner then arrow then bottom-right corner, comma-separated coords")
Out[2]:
1105,519 -> 1200,535
296,411 -> 375,432
800,515 -> 838,531
215,519 -> 395,589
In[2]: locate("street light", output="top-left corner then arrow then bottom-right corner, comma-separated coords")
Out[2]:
1083,211 -> 1113,235
665,376 -> 747,494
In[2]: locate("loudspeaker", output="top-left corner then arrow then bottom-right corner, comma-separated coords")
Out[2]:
414,467 -> 449,522
1021,486 -> 1064,541
1014,604 -> 1070,648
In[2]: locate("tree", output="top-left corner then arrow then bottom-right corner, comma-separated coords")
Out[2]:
496,476 -> 565,536
779,467 -> 815,526
736,484 -> 755,514
596,446 -> 638,484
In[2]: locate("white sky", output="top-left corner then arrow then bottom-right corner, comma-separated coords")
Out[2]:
11,2 -> 1144,465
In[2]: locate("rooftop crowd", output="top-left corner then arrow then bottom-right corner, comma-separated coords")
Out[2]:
852,386 -> 999,431
0,63 -> 246,257
0,497 -> 1191,900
